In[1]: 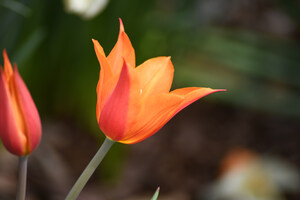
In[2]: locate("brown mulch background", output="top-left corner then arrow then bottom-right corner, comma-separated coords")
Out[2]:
0,101 -> 299,200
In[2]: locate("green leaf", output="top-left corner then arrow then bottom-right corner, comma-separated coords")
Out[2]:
151,187 -> 160,200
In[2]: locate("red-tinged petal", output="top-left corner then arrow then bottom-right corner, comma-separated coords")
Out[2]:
0,70 -> 27,155
92,39 -> 114,120
13,67 -> 41,154
96,75 -> 120,121
99,61 -> 140,141
107,18 -> 135,74
135,57 -> 174,97
120,87 -> 225,144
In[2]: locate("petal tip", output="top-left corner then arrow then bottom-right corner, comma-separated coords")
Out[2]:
206,88 -> 227,95
119,18 -> 125,33
215,89 -> 227,92
164,56 -> 172,63
3,49 -> 9,63
166,56 -> 172,63
92,39 -> 106,57
13,64 -> 19,74
92,38 -> 99,45
3,49 -> 7,56
2,50 -> 13,78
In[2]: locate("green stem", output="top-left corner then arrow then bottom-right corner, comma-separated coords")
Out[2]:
65,137 -> 115,200
16,156 -> 28,200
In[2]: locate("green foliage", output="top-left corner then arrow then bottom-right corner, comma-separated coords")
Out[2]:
151,187 -> 160,200
1,0 -> 299,122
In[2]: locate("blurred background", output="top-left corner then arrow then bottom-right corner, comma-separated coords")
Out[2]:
0,0 -> 300,199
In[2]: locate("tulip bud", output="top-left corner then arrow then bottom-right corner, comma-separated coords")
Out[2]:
0,50 -> 41,156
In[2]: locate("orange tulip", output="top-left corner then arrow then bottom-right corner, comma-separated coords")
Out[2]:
0,50 -> 41,156
93,19 -> 225,144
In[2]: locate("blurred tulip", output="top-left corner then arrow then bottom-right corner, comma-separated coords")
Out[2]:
0,50 -> 41,156
202,148 -> 300,200
63,0 -> 109,19
93,19 -> 225,144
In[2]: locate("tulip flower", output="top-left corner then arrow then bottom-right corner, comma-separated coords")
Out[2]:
66,19 -> 226,200
93,19 -> 225,144
0,50 -> 41,156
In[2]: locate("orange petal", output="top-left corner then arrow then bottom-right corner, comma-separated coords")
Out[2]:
119,93 -> 183,143
0,70 -> 27,155
99,61 -> 140,141
3,49 -> 13,82
107,18 -> 135,74
13,66 -> 41,154
135,57 -> 174,97
171,87 -> 226,103
120,87 -> 225,144
170,87 -> 226,114
92,39 -> 114,120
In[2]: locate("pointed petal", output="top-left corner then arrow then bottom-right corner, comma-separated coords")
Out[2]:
135,57 -> 174,97
13,67 -> 42,154
92,39 -> 114,120
107,18 -> 135,74
120,87 -> 225,144
170,87 -> 226,115
3,50 -> 13,81
171,87 -> 226,105
99,61 -> 140,141
0,70 -> 27,155
92,39 -> 113,81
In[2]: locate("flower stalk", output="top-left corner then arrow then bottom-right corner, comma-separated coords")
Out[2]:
16,156 -> 28,200
65,137 -> 114,200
